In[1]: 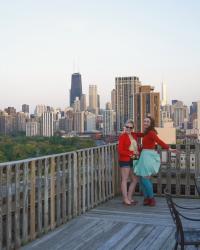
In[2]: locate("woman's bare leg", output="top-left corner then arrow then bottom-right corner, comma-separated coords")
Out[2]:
120,168 -> 131,204
128,171 -> 138,201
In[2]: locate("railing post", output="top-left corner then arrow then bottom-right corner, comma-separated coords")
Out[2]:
44,159 -> 49,233
56,157 -> 61,227
98,148 -> 102,204
90,149 -> 94,208
86,149 -> 90,210
30,160 -> 36,240
50,157 -> 56,230
22,162 -> 29,244
67,154 -> 72,220
72,152 -> 78,217
195,142 -> 200,196
0,167 -> 2,250
176,144 -> 181,196
6,165 -> 12,250
101,147 -> 106,202
82,150 -> 86,213
14,163 -> 20,248
37,160 -> 43,236
185,144 -> 191,196
62,155 -> 67,223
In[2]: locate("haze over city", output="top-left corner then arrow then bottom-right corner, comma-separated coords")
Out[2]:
1,0 -> 200,111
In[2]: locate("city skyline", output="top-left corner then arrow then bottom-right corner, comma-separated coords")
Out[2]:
1,1 -> 200,111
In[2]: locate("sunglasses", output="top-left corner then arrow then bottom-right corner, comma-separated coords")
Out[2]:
125,126 -> 133,129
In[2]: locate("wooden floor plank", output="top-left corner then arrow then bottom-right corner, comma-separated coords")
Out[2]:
97,223 -> 138,250
21,196 -> 200,250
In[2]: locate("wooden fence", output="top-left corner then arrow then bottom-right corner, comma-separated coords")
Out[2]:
0,142 -> 200,249
0,144 -> 119,250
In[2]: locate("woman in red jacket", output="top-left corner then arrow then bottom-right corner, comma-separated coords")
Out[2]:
134,116 -> 176,206
118,120 -> 143,205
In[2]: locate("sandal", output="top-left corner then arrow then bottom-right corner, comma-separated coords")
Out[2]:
130,200 -> 138,205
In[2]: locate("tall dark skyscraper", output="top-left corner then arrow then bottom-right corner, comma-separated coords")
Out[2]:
70,73 -> 82,106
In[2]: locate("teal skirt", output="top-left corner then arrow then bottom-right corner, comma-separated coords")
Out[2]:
134,150 -> 161,176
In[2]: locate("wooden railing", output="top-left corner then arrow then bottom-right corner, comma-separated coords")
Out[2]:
0,142 -> 200,249
0,144 -> 119,250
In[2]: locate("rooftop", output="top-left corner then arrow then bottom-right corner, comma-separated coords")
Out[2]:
22,196 -> 200,250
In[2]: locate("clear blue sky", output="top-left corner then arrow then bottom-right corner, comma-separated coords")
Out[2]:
0,0 -> 200,111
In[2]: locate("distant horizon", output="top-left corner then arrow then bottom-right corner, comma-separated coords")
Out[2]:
1,1 -> 200,110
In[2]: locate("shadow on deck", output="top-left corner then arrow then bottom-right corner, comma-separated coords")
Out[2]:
22,196 -> 200,250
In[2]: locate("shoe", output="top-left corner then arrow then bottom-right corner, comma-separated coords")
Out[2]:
148,198 -> 156,207
130,200 -> 138,205
143,198 -> 149,206
123,201 -> 132,206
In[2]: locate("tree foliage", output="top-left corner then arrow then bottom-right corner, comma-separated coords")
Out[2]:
0,136 -> 95,163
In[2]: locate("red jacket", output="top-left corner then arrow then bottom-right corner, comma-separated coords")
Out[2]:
142,130 -> 169,150
118,132 -> 143,162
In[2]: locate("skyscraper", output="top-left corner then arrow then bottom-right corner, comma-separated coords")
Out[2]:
80,94 -> 86,111
172,101 -> 189,128
88,85 -> 98,114
70,73 -> 82,107
103,109 -> 115,136
134,85 -> 160,131
41,112 -> 54,137
111,89 -> 116,111
161,82 -> 167,106
115,76 -> 141,132
74,111 -> 84,133
197,101 -> 200,139
22,104 -> 29,114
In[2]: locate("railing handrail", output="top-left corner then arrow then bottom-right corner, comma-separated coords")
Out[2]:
0,142 -> 118,166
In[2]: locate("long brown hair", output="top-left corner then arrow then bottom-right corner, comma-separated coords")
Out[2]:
144,116 -> 157,135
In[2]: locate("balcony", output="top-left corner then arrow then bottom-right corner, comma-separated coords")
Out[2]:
0,143 -> 200,249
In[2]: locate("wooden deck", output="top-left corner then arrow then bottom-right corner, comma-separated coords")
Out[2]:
22,196 -> 200,250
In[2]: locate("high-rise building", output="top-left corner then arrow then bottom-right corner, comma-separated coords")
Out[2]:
73,97 -> 81,112
160,104 -> 172,127
97,94 -> 100,113
0,112 -> 16,135
190,102 -> 197,124
74,111 -> 84,133
26,121 -> 40,136
134,85 -> 160,131
4,107 -> 16,116
106,102 -> 112,110
59,117 -> 73,133
17,112 -> 28,132
85,112 -> 96,132
80,94 -> 86,111
88,85 -> 98,114
161,82 -> 167,106
22,104 -> 29,114
115,76 -> 141,132
172,101 -> 189,128
34,105 -> 47,117
41,112 -> 54,137
197,101 -> 200,139
103,109 -> 115,136
70,73 -> 82,106
111,89 -> 116,111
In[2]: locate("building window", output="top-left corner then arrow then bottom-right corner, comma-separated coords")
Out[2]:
190,185 -> 195,195
180,185 -> 185,195
171,184 -> 176,194
162,184 -> 166,193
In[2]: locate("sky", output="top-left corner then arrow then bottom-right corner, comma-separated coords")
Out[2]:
0,0 -> 200,112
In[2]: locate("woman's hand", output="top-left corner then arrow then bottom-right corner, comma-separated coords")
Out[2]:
169,148 -> 179,154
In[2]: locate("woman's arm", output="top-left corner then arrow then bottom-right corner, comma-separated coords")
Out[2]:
151,131 -> 169,149
118,135 -> 134,157
133,132 -> 144,137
